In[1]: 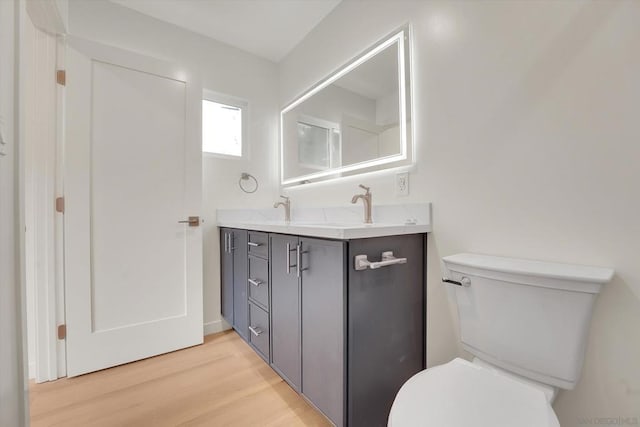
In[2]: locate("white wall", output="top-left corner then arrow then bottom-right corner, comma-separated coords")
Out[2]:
67,0 -> 280,335
0,0 -> 28,424
279,0 -> 640,424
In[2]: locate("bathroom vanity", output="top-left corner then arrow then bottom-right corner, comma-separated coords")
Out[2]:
219,209 -> 429,427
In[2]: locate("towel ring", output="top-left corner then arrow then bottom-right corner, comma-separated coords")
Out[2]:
239,172 -> 258,193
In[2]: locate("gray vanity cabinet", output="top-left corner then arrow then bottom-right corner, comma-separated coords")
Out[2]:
270,234 -> 302,391
220,228 -> 248,340
270,235 -> 346,424
220,229 -> 233,325
221,228 -> 425,427
269,234 -> 424,427
299,237 -> 347,426
347,234 -> 425,427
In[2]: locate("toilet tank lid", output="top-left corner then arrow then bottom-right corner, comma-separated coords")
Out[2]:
443,253 -> 614,284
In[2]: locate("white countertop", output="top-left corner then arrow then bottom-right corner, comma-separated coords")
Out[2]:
216,203 -> 432,239
216,220 -> 431,239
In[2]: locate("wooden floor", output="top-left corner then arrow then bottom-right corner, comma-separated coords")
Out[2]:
30,331 -> 330,427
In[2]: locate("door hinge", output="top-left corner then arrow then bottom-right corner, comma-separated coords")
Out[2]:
56,70 -> 66,86
55,197 -> 65,213
57,324 -> 66,340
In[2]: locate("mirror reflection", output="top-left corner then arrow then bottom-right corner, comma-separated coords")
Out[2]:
281,29 -> 411,185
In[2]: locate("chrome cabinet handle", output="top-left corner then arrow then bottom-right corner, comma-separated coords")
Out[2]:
224,233 -> 229,253
247,241 -> 262,247
248,278 -> 262,287
249,326 -> 263,337
286,242 -> 297,275
296,244 -> 308,278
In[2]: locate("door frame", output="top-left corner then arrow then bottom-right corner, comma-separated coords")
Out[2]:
1,0 -> 29,423
22,0 -> 68,383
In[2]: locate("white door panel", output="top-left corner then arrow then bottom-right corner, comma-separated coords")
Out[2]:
65,37 -> 203,377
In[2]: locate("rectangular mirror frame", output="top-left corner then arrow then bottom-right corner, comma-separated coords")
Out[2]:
280,25 -> 413,186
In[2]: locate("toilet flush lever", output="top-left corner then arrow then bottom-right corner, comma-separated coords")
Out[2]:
442,277 -> 471,287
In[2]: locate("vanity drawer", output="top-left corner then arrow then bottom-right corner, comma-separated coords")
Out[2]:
247,231 -> 269,259
249,302 -> 270,360
248,256 -> 269,309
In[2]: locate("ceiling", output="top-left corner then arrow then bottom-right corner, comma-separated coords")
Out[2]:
110,0 -> 342,62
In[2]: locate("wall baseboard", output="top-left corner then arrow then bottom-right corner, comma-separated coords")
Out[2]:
29,362 -> 36,380
203,319 -> 232,336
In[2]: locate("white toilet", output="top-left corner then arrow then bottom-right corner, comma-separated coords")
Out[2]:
388,253 -> 614,427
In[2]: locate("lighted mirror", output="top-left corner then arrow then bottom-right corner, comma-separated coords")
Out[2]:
281,27 -> 413,186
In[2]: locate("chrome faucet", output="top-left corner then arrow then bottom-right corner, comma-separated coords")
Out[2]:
351,184 -> 372,224
273,195 -> 291,223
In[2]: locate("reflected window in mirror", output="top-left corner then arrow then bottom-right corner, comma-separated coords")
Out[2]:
297,115 -> 341,171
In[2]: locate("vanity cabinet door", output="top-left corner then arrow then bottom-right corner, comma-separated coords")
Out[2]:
347,234 -> 425,427
300,238 -> 346,427
270,234 -> 301,391
220,228 -> 234,325
232,229 -> 248,340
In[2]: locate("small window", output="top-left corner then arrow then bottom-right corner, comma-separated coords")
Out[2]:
202,91 -> 246,157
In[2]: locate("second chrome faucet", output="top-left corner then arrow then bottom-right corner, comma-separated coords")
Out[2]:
274,185 -> 371,225
351,184 -> 373,224
273,195 -> 291,223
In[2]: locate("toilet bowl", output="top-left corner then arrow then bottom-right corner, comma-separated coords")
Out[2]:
388,253 -> 613,427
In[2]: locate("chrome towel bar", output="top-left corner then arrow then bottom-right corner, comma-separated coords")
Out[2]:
354,251 -> 407,271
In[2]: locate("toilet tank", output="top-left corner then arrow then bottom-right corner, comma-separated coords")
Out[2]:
442,253 -> 613,390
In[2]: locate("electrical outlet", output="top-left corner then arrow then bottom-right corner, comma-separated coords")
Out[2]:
396,172 -> 409,196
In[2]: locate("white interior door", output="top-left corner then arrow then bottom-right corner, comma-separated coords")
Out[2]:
64,37 -> 203,377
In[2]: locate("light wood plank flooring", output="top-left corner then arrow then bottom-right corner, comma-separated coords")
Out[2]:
30,331 -> 330,427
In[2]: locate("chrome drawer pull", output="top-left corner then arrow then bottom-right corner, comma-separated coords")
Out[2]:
247,242 -> 262,247
249,326 -> 263,337
354,251 -> 407,271
248,278 -> 262,287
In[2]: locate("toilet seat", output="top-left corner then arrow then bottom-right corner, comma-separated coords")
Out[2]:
388,358 -> 560,427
